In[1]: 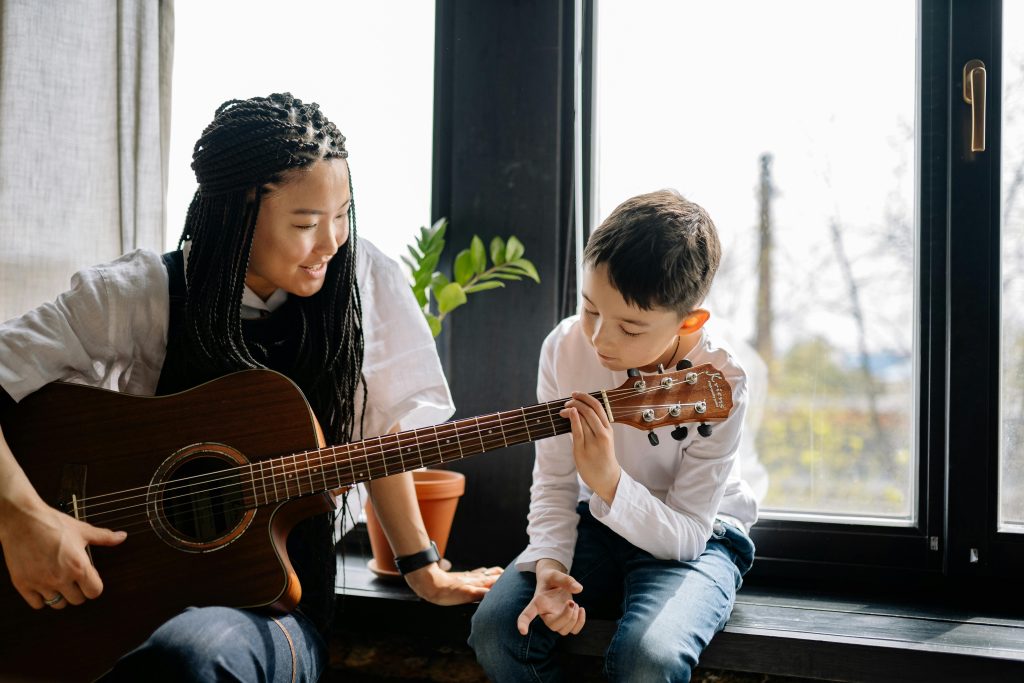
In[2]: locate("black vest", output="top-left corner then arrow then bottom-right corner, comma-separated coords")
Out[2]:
156,251 -> 336,634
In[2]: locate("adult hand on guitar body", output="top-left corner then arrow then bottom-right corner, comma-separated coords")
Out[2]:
0,424 -> 126,611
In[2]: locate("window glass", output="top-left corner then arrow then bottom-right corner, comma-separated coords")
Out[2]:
1000,1 -> 1024,531
595,1 -> 917,520
168,1 -> 435,264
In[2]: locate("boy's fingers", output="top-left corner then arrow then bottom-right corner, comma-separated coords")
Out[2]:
517,603 -> 539,635
570,606 -> 587,634
572,392 -> 610,428
552,573 -> 582,593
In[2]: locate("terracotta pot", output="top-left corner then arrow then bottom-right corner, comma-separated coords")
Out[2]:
364,469 -> 466,577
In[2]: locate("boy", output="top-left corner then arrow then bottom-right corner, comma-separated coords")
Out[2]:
469,189 -> 758,682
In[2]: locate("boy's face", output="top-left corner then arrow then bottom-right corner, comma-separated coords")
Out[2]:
580,263 -> 686,372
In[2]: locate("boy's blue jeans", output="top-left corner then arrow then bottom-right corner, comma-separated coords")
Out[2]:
98,605 -> 327,682
469,503 -> 755,683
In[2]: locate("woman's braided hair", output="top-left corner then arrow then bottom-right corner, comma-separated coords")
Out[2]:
175,92 -> 364,446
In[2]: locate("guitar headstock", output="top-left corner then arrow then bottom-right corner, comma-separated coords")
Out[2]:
603,363 -> 732,431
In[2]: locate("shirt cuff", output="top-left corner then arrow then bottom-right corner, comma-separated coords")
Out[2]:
514,547 -> 574,574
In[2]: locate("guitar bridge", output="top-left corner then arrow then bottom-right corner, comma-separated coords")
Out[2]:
57,464 -> 87,521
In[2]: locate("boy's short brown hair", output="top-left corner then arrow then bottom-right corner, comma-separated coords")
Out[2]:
583,189 -> 721,316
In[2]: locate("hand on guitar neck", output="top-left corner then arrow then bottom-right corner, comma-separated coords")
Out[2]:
0,423 -> 127,611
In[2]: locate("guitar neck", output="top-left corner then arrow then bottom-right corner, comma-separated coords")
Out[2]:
246,396 -> 578,506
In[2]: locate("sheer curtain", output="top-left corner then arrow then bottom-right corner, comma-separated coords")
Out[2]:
0,0 -> 173,322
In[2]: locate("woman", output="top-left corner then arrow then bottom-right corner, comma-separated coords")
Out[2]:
0,92 -> 498,681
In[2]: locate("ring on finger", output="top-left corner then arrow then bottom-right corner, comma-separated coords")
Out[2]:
43,593 -> 64,607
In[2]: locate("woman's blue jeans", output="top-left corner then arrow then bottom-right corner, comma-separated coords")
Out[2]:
469,504 -> 755,683
98,606 -> 327,682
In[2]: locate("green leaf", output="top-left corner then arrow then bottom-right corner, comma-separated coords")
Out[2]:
489,237 -> 506,266
437,282 -> 467,315
505,235 -> 525,262
420,252 -> 441,277
407,244 -> 424,266
413,286 -> 427,308
430,272 -> 450,299
487,272 -> 523,281
464,281 -> 505,293
454,249 -> 475,285
400,255 -> 417,273
506,258 -> 540,282
470,236 -> 487,274
424,312 -> 441,338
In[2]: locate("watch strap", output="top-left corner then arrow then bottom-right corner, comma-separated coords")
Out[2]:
394,540 -> 440,575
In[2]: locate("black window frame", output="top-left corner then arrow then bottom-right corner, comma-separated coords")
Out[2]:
578,0 -> 1022,599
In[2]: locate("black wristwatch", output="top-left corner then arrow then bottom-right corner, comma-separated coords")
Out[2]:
394,540 -> 441,575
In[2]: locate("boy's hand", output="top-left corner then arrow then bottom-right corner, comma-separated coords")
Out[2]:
517,561 -> 585,636
561,391 -> 621,505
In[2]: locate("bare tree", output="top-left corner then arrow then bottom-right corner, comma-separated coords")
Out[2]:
754,153 -> 775,365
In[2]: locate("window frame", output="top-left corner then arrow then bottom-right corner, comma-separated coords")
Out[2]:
579,0 -> 1021,593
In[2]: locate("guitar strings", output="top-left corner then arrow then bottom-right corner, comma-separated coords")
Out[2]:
76,378 -> 702,516
77,371 -> 721,511
75,381 -> 675,510
75,383 -> 718,533
77,389 -> 712,532
74,378 -> 722,533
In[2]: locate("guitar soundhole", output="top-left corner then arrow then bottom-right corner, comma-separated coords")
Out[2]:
161,454 -> 247,544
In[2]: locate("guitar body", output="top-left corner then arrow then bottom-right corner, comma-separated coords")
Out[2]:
0,370 -> 332,682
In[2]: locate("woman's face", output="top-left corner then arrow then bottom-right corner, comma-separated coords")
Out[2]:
246,158 -> 351,301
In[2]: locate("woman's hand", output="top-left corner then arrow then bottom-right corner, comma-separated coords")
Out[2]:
403,562 -> 503,605
0,498 -> 126,610
516,561 -> 585,636
560,391 -> 621,505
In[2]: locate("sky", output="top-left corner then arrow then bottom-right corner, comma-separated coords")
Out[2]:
167,1 -> 435,263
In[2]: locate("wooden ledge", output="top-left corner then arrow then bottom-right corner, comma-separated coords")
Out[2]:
335,543 -> 1024,683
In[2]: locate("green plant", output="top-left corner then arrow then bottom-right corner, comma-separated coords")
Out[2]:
403,218 -> 540,337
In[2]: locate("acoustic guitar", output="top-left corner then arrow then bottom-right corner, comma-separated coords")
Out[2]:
0,365 -> 731,681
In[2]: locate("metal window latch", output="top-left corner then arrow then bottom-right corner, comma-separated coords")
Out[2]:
963,59 -> 986,152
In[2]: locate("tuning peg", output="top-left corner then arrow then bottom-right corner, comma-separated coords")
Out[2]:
671,425 -> 688,441
697,423 -> 713,438
648,431 -> 660,446
675,359 -> 693,371
627,368 -> 641,378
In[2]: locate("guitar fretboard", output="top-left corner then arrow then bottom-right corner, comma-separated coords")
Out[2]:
242,396 -> 578,507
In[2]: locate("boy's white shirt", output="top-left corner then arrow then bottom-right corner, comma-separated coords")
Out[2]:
515,315 -> 759,573
0,238 -> 455,534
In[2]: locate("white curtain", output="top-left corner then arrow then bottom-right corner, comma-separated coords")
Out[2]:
0,0 -> 173,322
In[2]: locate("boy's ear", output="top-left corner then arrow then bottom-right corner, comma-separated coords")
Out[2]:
678,308 -> 710,335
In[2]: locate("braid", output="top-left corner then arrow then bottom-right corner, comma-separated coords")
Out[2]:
177,92 -> 363,446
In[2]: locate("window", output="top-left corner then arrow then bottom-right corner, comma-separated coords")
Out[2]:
167,1 -> 435,264
594,1 -> 916,523
587,0 -> 1023,581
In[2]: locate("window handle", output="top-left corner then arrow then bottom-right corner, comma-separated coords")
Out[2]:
962,59 -> 986,152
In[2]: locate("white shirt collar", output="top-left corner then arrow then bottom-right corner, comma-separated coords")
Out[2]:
181,240 -> 288,316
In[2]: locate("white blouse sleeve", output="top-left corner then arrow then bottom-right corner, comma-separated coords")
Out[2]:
0,250 -> 169,400
354,241 -> 455,439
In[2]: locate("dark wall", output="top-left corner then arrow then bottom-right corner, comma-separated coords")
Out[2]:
431,0 -> 577,569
